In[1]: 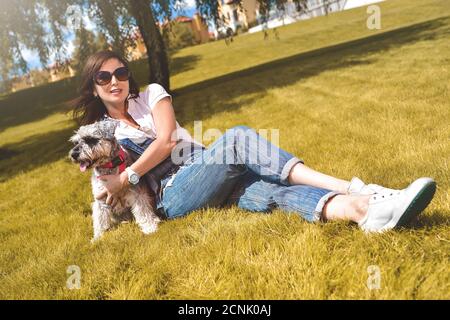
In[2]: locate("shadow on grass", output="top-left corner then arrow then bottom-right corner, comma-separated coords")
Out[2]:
0,124 -> 77,182
0,79 -> 77,133
411,210 -> 450,229
129,54 -> 201,88
173,16 -> 450,124
0,148 -> 20,161
170,55 -> 201,77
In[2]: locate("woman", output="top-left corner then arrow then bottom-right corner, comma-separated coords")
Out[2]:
72,51 -> 436,233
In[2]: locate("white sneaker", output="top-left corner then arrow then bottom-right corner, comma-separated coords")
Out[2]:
347,177 -> 398,195
358,177 -> 436,233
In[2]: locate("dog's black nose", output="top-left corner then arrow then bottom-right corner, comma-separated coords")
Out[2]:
70,151 -> 80,160
70,146 -> 80,160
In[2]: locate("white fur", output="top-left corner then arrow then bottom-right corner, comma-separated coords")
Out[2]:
90,171 -> 160,243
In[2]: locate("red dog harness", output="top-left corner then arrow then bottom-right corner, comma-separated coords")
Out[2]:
99,147 -> 127,173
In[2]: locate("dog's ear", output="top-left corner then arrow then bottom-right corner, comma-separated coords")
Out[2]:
69,129 -> 81,144
96,119 -> 119,140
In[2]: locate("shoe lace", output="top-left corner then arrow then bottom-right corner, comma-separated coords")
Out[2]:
371,188 -> 402,201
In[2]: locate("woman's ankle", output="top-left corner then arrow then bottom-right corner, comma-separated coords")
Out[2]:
322,194 -> 370,223
351,195 -> 370,223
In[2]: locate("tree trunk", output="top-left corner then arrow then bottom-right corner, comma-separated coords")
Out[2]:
129,0 -> 170,91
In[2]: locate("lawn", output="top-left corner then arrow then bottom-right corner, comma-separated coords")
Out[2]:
0,0 -> 449,299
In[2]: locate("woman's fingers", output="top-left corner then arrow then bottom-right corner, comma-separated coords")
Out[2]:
95,190 -> 107,200
106,194 -> 113,206
97,191 -> 121,209
97,175 -> 110,182
111,197 -> 118,208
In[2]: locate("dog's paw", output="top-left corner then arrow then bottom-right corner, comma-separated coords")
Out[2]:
140,223 -> 158,234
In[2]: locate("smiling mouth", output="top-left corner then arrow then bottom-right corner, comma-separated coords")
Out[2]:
110,88 -> 122,94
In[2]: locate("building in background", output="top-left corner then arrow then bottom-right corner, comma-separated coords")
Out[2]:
126,31 -> 148,61
173,14 -> 211,44
126,13 -> 211,59
48,61 -> 75,83
192,14 -> 212,44
217,0 -> 258,34
8,60 -> 75,92
216,0 -> 385,35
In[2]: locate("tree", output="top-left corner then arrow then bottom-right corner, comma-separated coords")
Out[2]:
0,0 -> 183,91
72,23 -> 109,75
0,0 -> 55,88
163,21 -> 196,52
75,0 -> 176,90
128,0 -> 170,90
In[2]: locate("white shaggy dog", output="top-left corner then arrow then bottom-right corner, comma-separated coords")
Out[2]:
69,120 -> 160,242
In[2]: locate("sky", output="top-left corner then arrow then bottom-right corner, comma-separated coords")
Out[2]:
22,0 -> 198,71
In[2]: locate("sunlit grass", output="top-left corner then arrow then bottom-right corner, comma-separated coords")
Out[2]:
0,0 -> 449,299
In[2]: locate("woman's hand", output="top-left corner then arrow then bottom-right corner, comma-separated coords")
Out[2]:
95,171 -> 129,207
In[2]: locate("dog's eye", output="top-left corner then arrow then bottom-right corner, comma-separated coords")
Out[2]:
83,137 -> 99,146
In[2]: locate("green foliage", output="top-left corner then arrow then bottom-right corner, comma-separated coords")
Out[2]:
0,80 -> 12,95
28,69 -> 51,86
0,0 -> 53,79
0,0 -> 185,87
72,26 -> 110,75
163,21 -> 196,52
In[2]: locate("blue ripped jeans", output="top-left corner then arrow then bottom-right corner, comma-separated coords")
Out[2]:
151,125 -> 339,222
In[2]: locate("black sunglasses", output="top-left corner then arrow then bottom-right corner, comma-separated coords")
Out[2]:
93,67 -> 130,86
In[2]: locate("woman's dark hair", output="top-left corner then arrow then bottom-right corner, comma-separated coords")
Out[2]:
71,50 -> 140,125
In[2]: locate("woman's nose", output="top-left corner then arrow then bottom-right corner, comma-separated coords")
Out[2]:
110,75 -> 119,85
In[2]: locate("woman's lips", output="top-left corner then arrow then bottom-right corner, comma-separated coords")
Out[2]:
110,89 -> 122,96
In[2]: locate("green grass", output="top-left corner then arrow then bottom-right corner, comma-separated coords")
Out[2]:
1,0 -> 449,299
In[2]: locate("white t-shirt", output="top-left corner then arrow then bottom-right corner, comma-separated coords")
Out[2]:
114,83 -> 204,147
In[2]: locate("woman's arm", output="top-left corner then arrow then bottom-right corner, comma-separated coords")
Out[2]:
127,96 -> 178,177
98,97 -> 178,203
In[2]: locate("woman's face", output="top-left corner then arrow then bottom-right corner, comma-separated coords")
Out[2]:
93,58 -> 130,108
